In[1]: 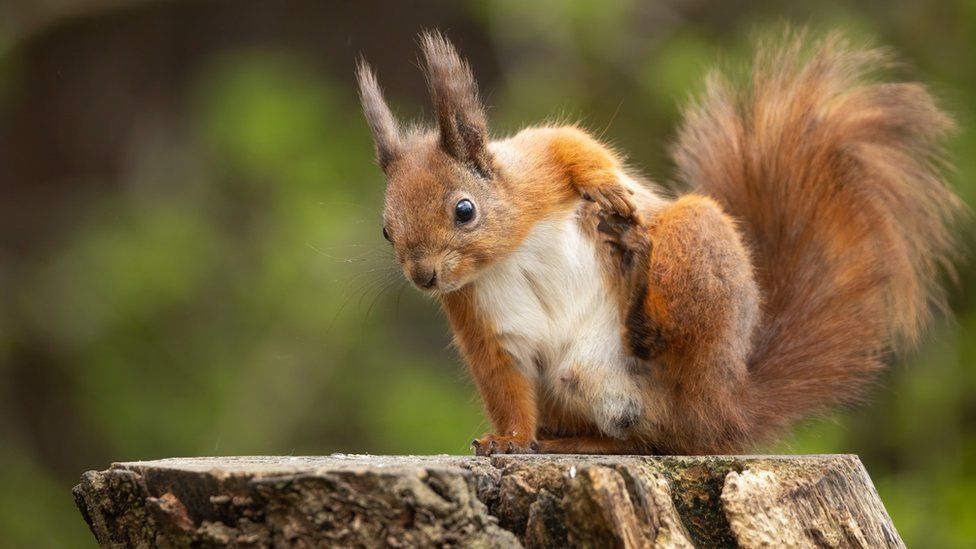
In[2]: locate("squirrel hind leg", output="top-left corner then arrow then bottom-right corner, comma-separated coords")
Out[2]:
619,195 -> 759,366
624,287 -> 668,361
537,435 -> 651,454
595,210 -> 667,360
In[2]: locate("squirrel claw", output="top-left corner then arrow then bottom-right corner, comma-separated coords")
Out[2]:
578,184 -> 637,219
471,433 -> 539,456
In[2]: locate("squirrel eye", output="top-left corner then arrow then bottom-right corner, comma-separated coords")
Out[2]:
455,199 -> 476,224
382,226 -> 391,242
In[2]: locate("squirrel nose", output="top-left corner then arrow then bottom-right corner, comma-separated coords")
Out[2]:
409,264 -> 438,289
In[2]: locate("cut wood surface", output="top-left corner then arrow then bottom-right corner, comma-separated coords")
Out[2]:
73,454 -> 904,548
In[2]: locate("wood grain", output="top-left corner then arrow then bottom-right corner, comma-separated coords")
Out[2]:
73,454 -> 903,548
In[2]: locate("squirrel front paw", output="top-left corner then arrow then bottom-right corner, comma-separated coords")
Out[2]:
471,433 -> 539,456
578,182 -> 638,220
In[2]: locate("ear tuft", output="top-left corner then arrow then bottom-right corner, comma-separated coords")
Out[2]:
356,59 -> 402,172
419,31 -> 493,178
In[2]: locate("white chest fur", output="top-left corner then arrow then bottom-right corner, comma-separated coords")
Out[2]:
472,210 -> 647,436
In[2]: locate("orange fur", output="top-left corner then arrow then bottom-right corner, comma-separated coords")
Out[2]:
357,31 -> 964,456
442,288 -> 539,455
670,32 -> 964,448
613,195 -> 758,453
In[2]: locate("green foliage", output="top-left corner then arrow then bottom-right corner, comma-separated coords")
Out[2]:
1,1 -> 974,546
0,449 -> 79,548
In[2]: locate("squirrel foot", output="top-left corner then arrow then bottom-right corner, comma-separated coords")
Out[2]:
597,210 -> 667,360
471,433 -> 539,456
596,210 -> 652,273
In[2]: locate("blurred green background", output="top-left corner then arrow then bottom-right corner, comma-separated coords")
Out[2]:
0,0 -> 973,546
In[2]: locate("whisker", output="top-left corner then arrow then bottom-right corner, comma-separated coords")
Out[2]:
306,242 -> 394,263
365,277 -> 400,319
394,280 -> 409,322
598,99 -> 624,140
356,271 -> 400,307
324,265 -> 400,332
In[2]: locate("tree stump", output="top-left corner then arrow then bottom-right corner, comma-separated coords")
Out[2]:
73,454 -> 904,548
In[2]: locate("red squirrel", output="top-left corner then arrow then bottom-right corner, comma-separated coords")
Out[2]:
356,31 -> 963,455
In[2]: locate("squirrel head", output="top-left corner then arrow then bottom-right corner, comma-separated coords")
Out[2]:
357,32 -> 519,293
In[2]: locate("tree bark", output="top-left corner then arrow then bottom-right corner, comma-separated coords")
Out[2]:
73,454 -> 904,548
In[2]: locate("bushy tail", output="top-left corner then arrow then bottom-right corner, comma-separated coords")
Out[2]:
671,31 -> 965,437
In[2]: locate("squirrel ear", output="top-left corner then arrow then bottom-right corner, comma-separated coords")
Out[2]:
420,31 -> 493,178
356,59 -> 402,173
